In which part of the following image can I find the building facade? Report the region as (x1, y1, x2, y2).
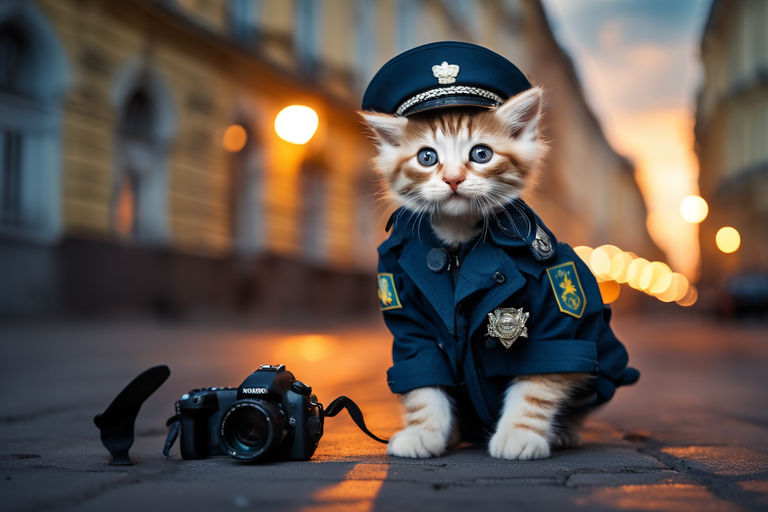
(0, 0, 656, 318)
(696, 0, 768, 290)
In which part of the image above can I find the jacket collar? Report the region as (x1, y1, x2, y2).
(385, 202, 548, 334)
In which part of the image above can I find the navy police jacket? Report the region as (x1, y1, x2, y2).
(377, 200, 639, 431)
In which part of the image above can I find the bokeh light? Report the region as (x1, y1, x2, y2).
(575, 244, 692, 306)
(573, 245, 594, 265)
(598, 280, 621, 304)
(676, 284, 699, 307)
(715, 226, 741, 254)
(626, 258, 650, 289)
(610, 251, 633, 283)
(591, 245, 620, 280)
(222, 124, 248, 152)
(274, 105, 319, 144)
(680, 195, 709, 223)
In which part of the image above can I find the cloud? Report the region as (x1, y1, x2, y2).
(544, 0, 710, 51)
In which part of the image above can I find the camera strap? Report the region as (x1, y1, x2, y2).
(323, 396, 388, 444)
(163, 415, 181, 458)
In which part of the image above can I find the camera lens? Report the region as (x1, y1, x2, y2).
(219, 400, 284, 461)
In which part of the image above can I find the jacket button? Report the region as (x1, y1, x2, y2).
(493, 271, 506, 283)
(426, 248, 449, 272)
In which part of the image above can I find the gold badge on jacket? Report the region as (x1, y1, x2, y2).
(487, 307, 529, 349)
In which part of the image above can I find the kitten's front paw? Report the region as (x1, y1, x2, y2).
(488, 426, 551, 460)
(387, 426, 446, 458)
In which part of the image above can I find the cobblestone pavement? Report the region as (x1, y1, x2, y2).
(1, 313, 766, 511)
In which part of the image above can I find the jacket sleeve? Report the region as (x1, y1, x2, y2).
(568, 255, 639, 405)
(378, 257, 456, 394)
(576, 304, 640, 405)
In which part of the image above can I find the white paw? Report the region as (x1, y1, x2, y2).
(387, 426, 446, 458)
(488, 426, 551, 460)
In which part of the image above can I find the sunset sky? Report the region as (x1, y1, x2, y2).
(541, 0, 713, 279)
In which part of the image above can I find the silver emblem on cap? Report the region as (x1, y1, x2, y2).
(432, 61, 460, 84)
(487, 307, 529, 349)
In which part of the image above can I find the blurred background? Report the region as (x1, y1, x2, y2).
(0, 0, 765, 322)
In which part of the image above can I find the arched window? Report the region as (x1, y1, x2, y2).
(111, 62, 175, 243)
(227, 118, 265, 254)
(0, 23, 27, 94)
(0, 3, 67, 240)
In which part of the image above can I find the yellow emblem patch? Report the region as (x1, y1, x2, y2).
(546, 262, 587, 318)
(377, 273, 402, 311)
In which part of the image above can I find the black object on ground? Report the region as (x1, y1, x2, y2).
(93, 365, 171, 465)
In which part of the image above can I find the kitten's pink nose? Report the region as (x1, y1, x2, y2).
(444, 177, 464, 192)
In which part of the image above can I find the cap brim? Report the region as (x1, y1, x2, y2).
(403, 95, 499, 116)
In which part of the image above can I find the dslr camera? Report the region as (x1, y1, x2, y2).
(175, 365, 323, 462)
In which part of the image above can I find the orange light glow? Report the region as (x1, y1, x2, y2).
(656, 272, 690, 302)
(305, 463, 388, 512)
(598, 280, 621, 304)
(680, 195, 708, 223)
(275, 105, 319, 144)
(114, 175, 135, 237)
(715, 226, 741, 254)
(222, 124, 248, 152)
(282, 334, 334, 362)
(676, 284, 698, 307)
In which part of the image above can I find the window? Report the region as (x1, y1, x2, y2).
(295, 0, 320, 70)
(228, 118, 265, 254)
(0, 4, 67, 241)
(111, 64, 175, 243)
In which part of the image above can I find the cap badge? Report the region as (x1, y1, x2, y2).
(432, 61, 460, 84)
(487, 307, 529, 349)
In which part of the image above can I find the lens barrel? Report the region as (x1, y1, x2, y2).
(219, 399, 284, 461)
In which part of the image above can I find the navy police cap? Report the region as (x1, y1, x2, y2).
(362, 41, 531, 116)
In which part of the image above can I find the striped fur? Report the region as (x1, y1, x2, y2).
(361, 87, 547, 246)
(364, 87, 591, 460)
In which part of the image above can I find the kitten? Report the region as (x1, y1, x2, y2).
(362, 87, 592, 460)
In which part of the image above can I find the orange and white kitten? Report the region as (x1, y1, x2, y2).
(362, 87, 590, 460)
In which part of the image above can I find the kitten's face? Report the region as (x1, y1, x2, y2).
(362, 87, 545, 217)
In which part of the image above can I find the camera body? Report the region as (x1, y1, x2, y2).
(176, 365, 323, 462)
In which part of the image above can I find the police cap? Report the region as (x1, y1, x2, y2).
(362, 41, 531, 116)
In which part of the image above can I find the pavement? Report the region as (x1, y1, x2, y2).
(1, 312, 767, 511)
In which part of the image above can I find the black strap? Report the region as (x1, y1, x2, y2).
(324, 396, 388, 444)
(163, 417, 180, 458)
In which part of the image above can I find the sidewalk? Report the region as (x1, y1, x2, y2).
(1, 314, 766, 511)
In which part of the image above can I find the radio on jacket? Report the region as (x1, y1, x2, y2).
(175, 365, 323, 462)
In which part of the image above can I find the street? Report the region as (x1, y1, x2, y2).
(1, 312, 767, 511)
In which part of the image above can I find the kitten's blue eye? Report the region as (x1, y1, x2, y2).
(417, 148, 438, 167)
(470, 145, 493, 163)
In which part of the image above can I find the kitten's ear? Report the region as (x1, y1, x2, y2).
(359, 111, 408, 146)
(493, 87, 543, 141)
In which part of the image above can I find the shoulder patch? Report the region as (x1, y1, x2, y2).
(546, 261, 587, 318)
(377, 273, 402, 311)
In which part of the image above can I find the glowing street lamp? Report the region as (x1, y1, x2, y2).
(716, 226, 741, 253)
(222, 124, 248, 152)
(680, 195, 709, 223)
(274, 105, 319, 145)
